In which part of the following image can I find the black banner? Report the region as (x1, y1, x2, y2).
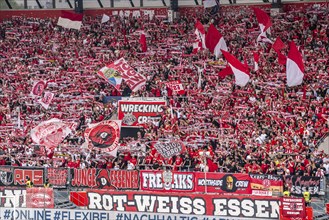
(284, 175, 321, 197)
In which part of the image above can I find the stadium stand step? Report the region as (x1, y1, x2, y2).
(55, 201, 78, 209)
(54, 190, 78, 209)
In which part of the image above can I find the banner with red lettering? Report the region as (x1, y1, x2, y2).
(84, 120, 121, 156)
(26, 187, 54, 208)
(165, 80, 185, 95)
(30, 80, 46, 97)
(112, 58, 146, 92)
(30, 118, 74, 149)
(250, 174, 283, 194)
(281, 197, 305, 218)
(47, 168, 68, 188)
(118, 99, 166, 127)
(194, 172, 252, 194)
(81, 190, 281, 219)
(69, 169, 139, 190)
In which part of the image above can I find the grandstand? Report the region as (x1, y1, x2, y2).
(0, 0, 329, 219)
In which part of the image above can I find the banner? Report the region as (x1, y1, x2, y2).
(140, 170, 195, 192)
(0, 207, 281, 220)
(113, 58, 146, 92)
(30, 118, 74, 149)
(30, 80, 46, 97)
(85, 190, 280, 219)
(0, 188, 26, 208)
(152, 141, 186, 159)
(47, 168, 68, 188)
(84, 120, 121, 156)
(281, 197, 305, 218)
(165, 81, 185, 95)
(70, 169, 139, 190)
(26, 188, 54, 208)
(38, 91, 54, 109)
(118, 99, 166, 127)
(250, 174, 283, 193)
(284, 175, 321, 197)
(13, 168, 45, 187)
(194, 173, 251, 194)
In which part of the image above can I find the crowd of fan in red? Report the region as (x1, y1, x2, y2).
(0, 4, 328, 178)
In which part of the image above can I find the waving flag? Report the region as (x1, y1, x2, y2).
(31, 80, 46, 97)
(203, 0, 218, 8)
(38, 91, 54, 109)
(218, 66, 233, 78)
(57, 11, 83, 30)
(286, 41, 304, 87)
(221, 50, 250, 87)
(252, 8, 272, 43)
(140, 32, 147, 52)
(195, 20, 206, 49)
(253, 52, 259, 71)
(206, 24, 228, 58)
(98, 65, 123, 90)
(31, 118, 74, 149)
(252, 7, 272, 32)
(272, 37, 285, 52)
(84, 120, 122, 156)
(101, 14, 110, 24)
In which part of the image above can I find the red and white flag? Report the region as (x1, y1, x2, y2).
(113, 58, 146, 92)
(139, 32, 147, 52)
(31, 118, 74, 149)
(221, 50, 250, 87)
(252, 7, 272, 33)
(30, 80, 46, 97)
(195, 20, 206, 49)
(253, 51, 260, 71)
(252, 8, 273, 43)
(84, 120, 122, 156)
(57, 11, 83, 30)
(218, 66, 233, 78)
(286, 41, 304, 87)
(38, 91, 54, 109)
(205, 24, 227, 58)
(203, 0, 218, 8)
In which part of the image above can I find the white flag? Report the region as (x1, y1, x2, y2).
(101, 14, 110, 24)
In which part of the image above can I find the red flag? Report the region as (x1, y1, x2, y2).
(272, 37, 285, 52)
(140, 33, 147, 52)
(278, 52, 287, 65)
(195, 20, 206, 49)
(218, 66, 233, 78)
(221, 50, 250, 87)
(252, 7, 272, 32)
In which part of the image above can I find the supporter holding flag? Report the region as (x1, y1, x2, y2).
(221, 50, 250, 87)
(205, 24, 228, 58)
(286, 41, 304, 87)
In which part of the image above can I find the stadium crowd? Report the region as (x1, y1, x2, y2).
(0, 3, 328, 179)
